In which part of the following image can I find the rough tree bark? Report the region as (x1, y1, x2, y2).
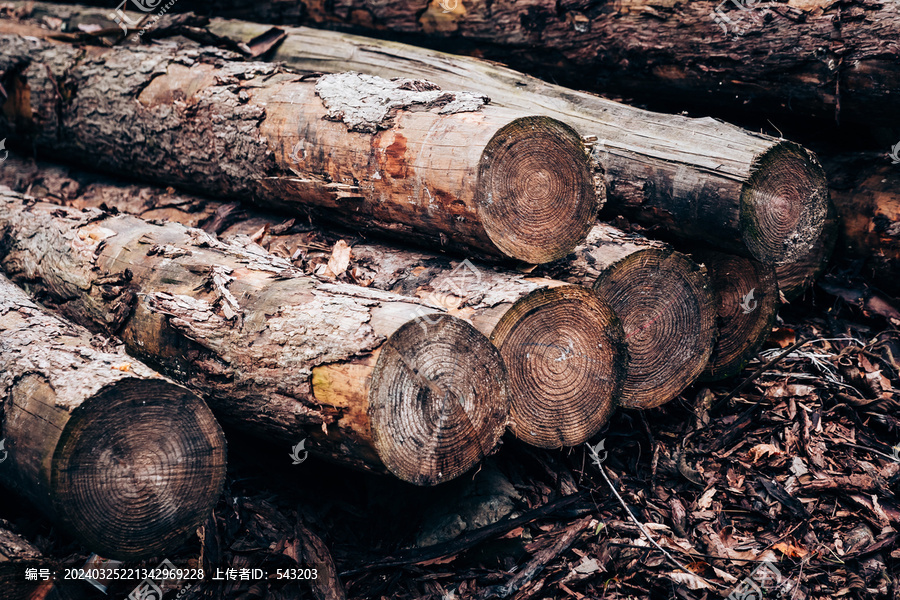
(1, 6, 831, 265)
(0, 274, 227, 559)
(0, 188, 510, 485)
(0, 156, 625, 449)
(0, 30, 600, 265)
(0, 525, 44, 598)
(695, 251, 778, 380)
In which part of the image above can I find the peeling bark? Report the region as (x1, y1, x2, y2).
(0, 273, 226, 559)
(0, 29, 600, 264)
(0, 187, 509, 485)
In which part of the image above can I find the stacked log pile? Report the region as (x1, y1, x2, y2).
(1, 0, 887, 574)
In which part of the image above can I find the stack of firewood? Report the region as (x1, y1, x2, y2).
(2, 0, 893, 565)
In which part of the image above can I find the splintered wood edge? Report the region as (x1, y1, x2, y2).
(775, 200, 838, 302)
(476, 116, 601, 264)
(742, 141, 829, 265)
(490, 285, 627, 449)
(595, 248, 717, 410)
(51, 379, 227, 559)
(698, 252, 779, 381)
(367, 316, 510, 486)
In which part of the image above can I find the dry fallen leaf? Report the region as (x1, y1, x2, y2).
(772, 540, 808, 558)
(111, 363, 131, 372)
(323, 240, 351, 279)
(749, 443, 784, 463)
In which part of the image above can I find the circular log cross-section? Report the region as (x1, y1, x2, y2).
(742, 142, 830, 265)
(50, 379, 225, 557)
(369, 317, 509, 485)
(593, 249, 716, 409)
(0, 275, 226, 559)
(697, 252, 778, 380)
(535, 225, 716, 410)
(477, 117, 599, 264)
(490, 286, 627, 448)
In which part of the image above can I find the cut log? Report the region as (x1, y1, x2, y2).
(0, 30, 600, 265)
(0, 273, 227, 559)
(0, 187, 510, 485)
(536, 224, 717, 409)
(0, 155, 624, 449)
(695, 251, 778, 380)
(7, 4, 832, 265)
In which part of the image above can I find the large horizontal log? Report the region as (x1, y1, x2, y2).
(0, 187, 510, 485)
(0, 155, 625, 448)
(1, 5, 830, 265)
(0, 273, 226, 559)
(0, 29, 600, 265)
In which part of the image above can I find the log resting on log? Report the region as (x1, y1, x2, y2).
(18, 4, 831, 266)
(0, 274, 227, 559)
(0, 155, 624, 449)
(0, 30, 600, 264)
(695, 251, 778, 381)
(0, 7, 830, 265)
(536, 224, 717, 409)
(0, 188, 510, 485)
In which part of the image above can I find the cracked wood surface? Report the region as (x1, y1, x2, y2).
(0, 27, 600, 264)
(0, 273, 226, 559)
(0, 187, 510, 485)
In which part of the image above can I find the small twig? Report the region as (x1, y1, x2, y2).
(585, 444, 725, 590)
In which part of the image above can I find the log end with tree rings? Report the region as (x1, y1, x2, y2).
(367, 316, 510, 486)
(488, 285, 627, 449)
(594, 248, 717, 410)
(741, 141, 829, 265)
(476, 117, 601, 265)
(43, 378, 226, 559)
(697, 251, 778, 381)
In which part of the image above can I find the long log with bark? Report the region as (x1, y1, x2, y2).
(1, 6, 830, 265)
(0, 155, 625, 448)
(134, 0, 900, 127)
(0, 30, 600, 265)
(0, 187, 509, 485)
(0, 273, 227, 559)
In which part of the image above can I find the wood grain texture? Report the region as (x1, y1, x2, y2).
(0, 187, 510, 485)
(0, 274, 226, 559)
(0, 28, 600, 264)
(537, 224, 717, 409)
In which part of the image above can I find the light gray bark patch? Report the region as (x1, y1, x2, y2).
(315, 72, 489, 133)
